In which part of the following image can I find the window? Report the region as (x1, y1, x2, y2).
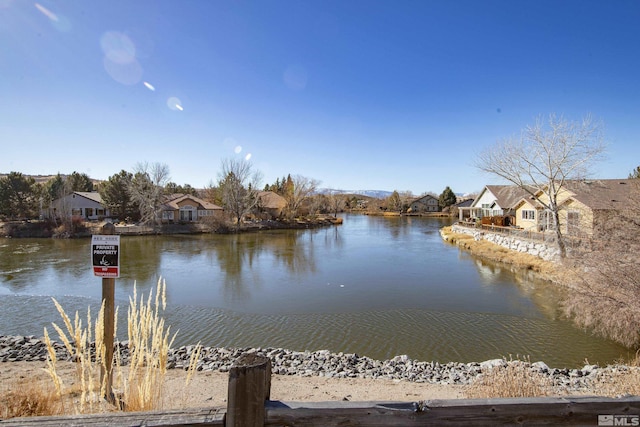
(521, 210, 535, 220)
(567, 211, 580, 235)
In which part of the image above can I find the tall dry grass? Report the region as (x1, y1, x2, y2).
(120, 278, 177, 411)
(0, 379, 63, 419)
(44, 299, 109, 414)
(39, 277, 201, 415)
(588, 352, 640, 397)
(465, 357, 553, 399)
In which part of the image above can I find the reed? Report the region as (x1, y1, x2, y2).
(41, 277, 201, 415)
(121, 278, 177, 412)
(465, 356, 553, 399)
(44, 299, 108, 413)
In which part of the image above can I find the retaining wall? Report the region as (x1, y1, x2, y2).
(450, 224, 560, 261)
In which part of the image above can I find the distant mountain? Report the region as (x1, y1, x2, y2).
(318, 189, 393, 199)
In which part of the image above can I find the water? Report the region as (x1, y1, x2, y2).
(0, 214, 630, 367)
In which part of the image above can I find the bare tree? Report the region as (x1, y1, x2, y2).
(475, 114, 606, 258)
(128, 162, 171, 225)
(327, 191, 346, 217)
(283, 175, 320, 218)
(563, 179, 640, 347)
(217, 158, 262, 228)
(385, 191, 402, 212)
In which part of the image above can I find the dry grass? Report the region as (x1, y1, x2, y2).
(43, 299, 108, 414)
(588, 352, 640, 397)
(19, 277, 203, 419)
(0, 380, 63, 419)
(118, 278, 177, 412)
(465, 357, 553, 399)
(441, 226, 561, 278)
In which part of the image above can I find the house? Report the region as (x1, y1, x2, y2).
(256, 191, 287, 219)
(408, 194, 440, 212)
(514, 179, 639, 237)
(50, 191, 110, 220)
(450, 198, 474, 219)
(459, 185, 533, 221)
(160, 194, 223, 222)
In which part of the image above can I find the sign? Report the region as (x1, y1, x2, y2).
(91, 235, 120, 278)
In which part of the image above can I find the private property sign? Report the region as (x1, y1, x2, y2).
(91, 235, 120, 278)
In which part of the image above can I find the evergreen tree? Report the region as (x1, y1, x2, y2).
(68, 171, 94, 192)
(100, 170, 137, 221)
(0, 172, 39, 219)
(438, 186, 457, 208)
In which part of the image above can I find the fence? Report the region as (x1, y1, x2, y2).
(3, 353, 640, 426)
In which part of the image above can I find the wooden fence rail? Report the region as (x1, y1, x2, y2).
(3, 353, 640, 426)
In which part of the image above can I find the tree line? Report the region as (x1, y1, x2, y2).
(0, 159, 331, 227)
(1, 157, 462, 225)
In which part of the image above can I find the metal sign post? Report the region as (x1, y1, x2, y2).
(92, 222, 118, 403)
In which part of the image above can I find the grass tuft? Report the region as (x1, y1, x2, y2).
(465, 356, 553, 399)
(37, 276, 202, 416)
(0, 380, 63, 419)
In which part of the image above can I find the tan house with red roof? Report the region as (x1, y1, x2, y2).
(160, 194, 223, 222)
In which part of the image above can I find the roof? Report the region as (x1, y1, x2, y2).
(411, 194, 438, 204)
(258, 191, 287, 209)
(72, 191, 104, 204)
(477, 185, 534, 209)
(562, 179, 638, 210)
(455, 199, 474, 208)
(161, 194, 222, 210)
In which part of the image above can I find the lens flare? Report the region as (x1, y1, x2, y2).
(167, 97, 183, 111)
(245, 153, 252, 161)
(143, 81, 155, 91)
(100, 31, 136, 64)
(234, 146, 242, 154)
(35, 3, 58, 22)
(103, 57, 143, 86)
(35, 3, 71, 32)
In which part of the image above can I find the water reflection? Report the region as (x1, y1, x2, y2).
(214, 234, 265, 301)
(0, 215, 631, 366)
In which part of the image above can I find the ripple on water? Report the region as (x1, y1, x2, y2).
(0, 295, 630, 368)
(164, 306, 629, 367)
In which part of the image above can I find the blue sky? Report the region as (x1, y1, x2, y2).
(2, 0, 639, 195)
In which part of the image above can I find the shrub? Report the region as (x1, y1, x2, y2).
(465, 357, 553, 399)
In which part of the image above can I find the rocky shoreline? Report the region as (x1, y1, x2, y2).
(0, 335, 631, 394)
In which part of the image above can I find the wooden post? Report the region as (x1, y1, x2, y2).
(100, 222, 116, 403)
(226, 353, 272, 427)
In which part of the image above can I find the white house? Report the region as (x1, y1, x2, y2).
(459, 185, 532, 221)
(50, 192, 110, 220)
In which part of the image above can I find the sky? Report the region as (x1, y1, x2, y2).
(1, 0, 640, 196)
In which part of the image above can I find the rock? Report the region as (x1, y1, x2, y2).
(532, 361, 549, 372)
(480, 358, 507, 370)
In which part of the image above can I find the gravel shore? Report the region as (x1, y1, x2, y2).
(1, 334, 630, 396)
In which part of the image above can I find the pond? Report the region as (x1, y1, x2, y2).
(0, 214, 630, 367)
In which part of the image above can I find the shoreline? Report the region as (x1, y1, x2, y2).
(0, 217, 341, 239)
(0, 335, 627, 395)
